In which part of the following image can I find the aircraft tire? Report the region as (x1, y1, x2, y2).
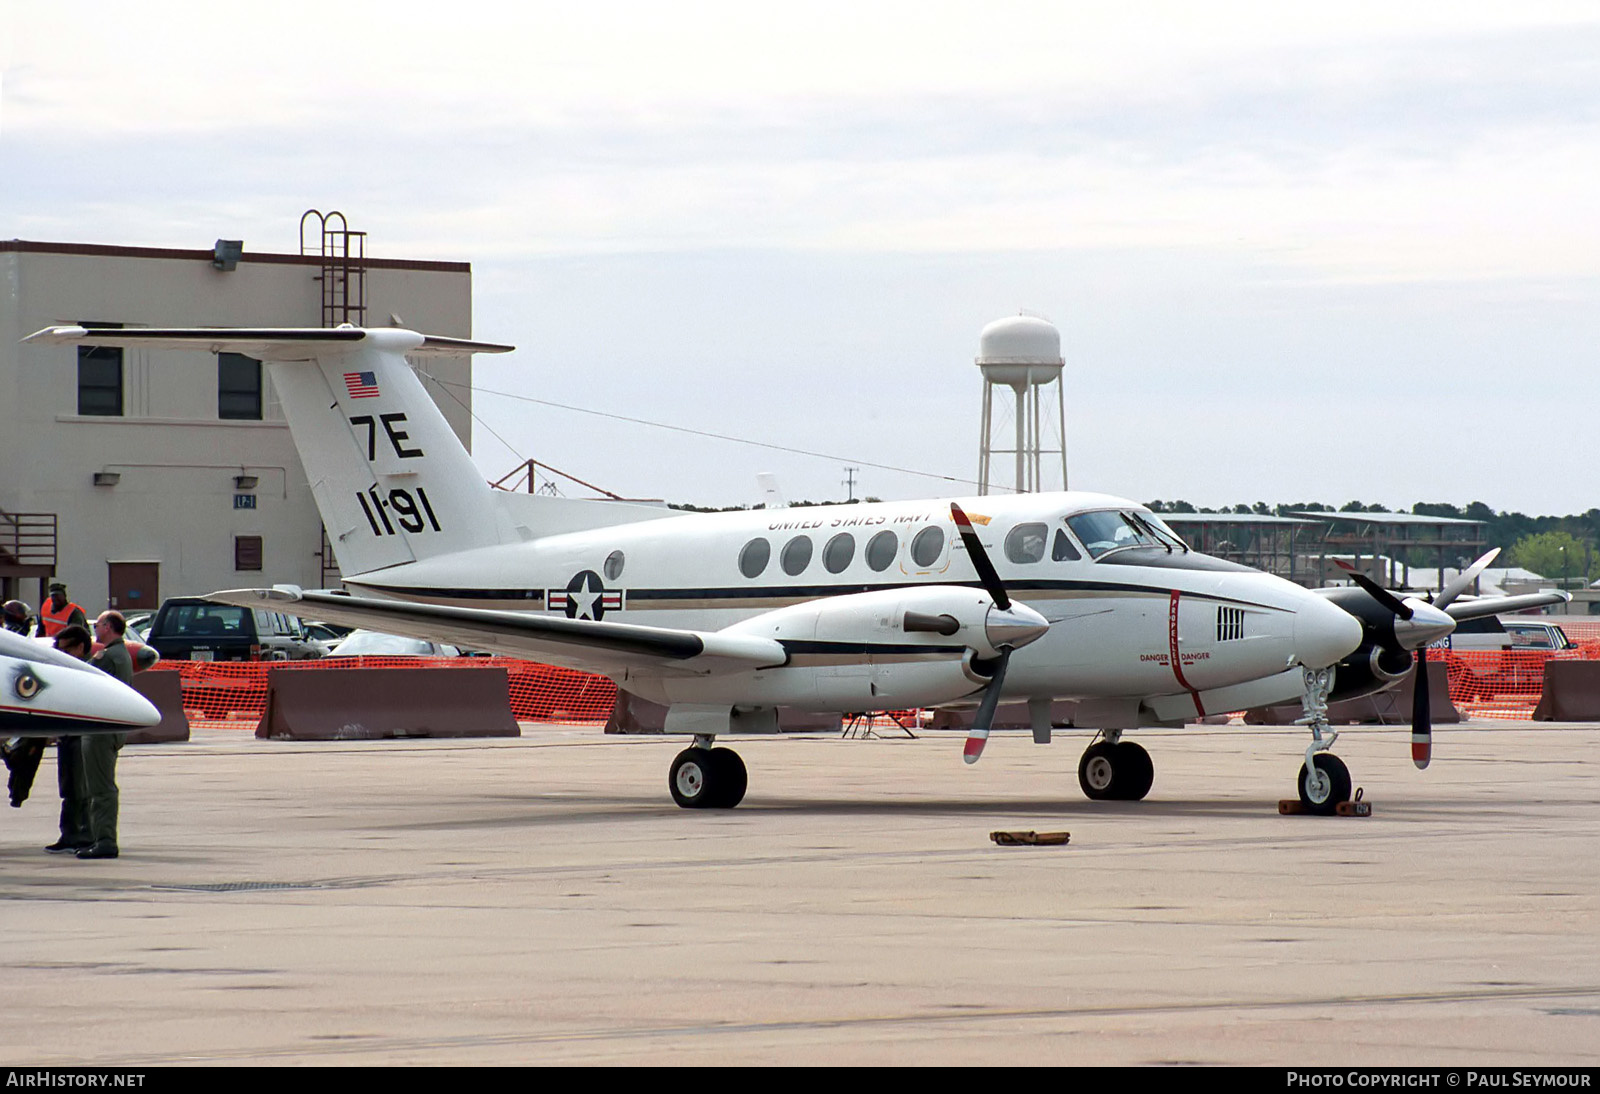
(1297, 754, 1352, 815)
(669, 747, 717, 808)
(708, 747, 748, 809)
(1077, 742, 1119, 801)
(1111, 742, 1154, 801)
(669, 747, 748, 809)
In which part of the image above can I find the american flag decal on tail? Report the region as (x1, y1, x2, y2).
(344, 371, 380, 399)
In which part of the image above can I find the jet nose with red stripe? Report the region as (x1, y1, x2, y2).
(1293, 592, 1365, 670)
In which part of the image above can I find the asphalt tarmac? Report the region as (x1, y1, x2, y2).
(2, 722, 1597, 1066)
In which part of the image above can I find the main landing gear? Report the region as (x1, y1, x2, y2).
(1295, 665, 1353, 815)
(669, 736, 748, 809)
(1077, 731, 1154, 801)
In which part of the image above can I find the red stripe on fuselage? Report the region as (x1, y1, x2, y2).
(1168, 590, 1206, 718)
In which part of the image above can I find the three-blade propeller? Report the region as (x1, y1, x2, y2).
(950, 504, 1047, 764)
(1347, 548, 1499, 770)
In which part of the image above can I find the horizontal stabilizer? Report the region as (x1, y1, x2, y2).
(207, 588, 787, 679)
(24, 325, 513, 360)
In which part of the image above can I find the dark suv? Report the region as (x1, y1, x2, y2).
(146, 597, 323, 662)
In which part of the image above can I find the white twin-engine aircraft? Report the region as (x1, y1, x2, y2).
(0, 628, 160, 736)
(26, 325, 1565, 812)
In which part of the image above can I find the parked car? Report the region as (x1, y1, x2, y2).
(145, 597, 324, 661)
(300, 621, 351, 657)
(1442, 615, 1582, 700)
(1503, 620, 1576, 652)
(323, 629, 462, 658)
(122, 610, 155, 641)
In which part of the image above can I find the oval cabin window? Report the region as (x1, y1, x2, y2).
(910, 526, 945, 568)
(781, 535, 813, 576)
(738, 538, 771, 578)
(865, 530, 898, 572)
(823, 533, 856, 574)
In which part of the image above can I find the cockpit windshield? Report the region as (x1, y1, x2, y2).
(1066, 510, 1188, 559)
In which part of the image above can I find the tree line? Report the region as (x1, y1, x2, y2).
(1144, 499, 1598, 585)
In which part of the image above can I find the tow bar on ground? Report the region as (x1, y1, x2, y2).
(990, 830, 1070, 846)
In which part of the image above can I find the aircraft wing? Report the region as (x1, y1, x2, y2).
(206, 588, 786, 678)
(1444, 591, 1571, 621)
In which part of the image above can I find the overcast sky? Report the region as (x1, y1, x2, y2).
(5, 2, 1597, 513)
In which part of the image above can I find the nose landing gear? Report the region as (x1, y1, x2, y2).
(1295, 665, 1353, 815)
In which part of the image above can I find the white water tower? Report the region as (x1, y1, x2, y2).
(976, 314, 1067, 495)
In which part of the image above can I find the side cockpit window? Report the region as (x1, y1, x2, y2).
(1004, 522, 1048, 564)
(1052, 528, 1081, 561)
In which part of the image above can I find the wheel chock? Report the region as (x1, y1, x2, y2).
(990, 830, 1070, 846)
(1278, 788, 1373, 817)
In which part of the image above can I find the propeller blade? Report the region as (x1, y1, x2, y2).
(1431, 547, 1502, 611)
(1346, 571, 1414, 620)
(1411, 645, 1432, 769)
(951, 503, 1010, 611)
(963, 649, 1011, 765)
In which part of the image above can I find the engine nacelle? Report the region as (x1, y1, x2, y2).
(1328, 642, 1416, 702)
(723, 584, 1029, 660)
(644, 586, 1039, 712)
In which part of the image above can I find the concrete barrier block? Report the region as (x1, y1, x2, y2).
(1532, 661, 1600, 721)
(255, 667, 520, 740)
(126, 671, 191, 744)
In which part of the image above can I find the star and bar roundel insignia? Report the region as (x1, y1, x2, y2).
(546, 571, 624, 621)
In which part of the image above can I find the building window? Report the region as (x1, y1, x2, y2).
(77, 345, 124, 416)
(235, 535, 263, 571)
(75, 321, 124, 416)
(218, 353, 263, 420)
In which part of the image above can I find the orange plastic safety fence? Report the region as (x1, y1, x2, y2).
(1442, 643, 1600, 720)
(149, 657, 618, 727)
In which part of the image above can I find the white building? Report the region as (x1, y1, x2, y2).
(1, 236, 478, 613)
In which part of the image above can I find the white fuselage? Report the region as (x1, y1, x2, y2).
(344, 490, 1355, 715)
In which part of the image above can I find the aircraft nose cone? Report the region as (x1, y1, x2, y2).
(85, 672, 161, 728)
(1395, 600, 1455, 650)
(985, 602, 1050, 651)
(1295, 595, 1365, 669)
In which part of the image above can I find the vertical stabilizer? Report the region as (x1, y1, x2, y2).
(266, 330, 524, 575)
(22, 325, 520, 577)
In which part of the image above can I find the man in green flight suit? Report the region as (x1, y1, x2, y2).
(78, 611, 133, 860)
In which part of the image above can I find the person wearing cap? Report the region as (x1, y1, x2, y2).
(38, 583, 88, 639)
(2, 600, 37, 636)
(40, 625, 96, 854)
(75, 611, 133, 860)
